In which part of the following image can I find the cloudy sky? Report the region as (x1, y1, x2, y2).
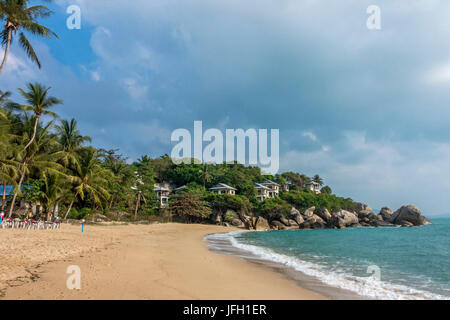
(2, 0, 450, 215)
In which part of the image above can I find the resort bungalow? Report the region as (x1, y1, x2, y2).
(209, 183, 237, 195)
(306, 181, 321, 194)
(259, 179, 280, 198)
(154, 183, 171, 208)
(281, 180, 292, 192)
(254, 183, 272, 202)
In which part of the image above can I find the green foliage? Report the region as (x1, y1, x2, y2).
(321, 185, 332, 194)
(281, 190, 355, 213)
(257, 197, 291, 220)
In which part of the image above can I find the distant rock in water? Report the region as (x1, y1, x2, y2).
(389, 205, 432, 227)
(379, 207, 393, 221)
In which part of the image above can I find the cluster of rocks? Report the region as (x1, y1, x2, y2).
(215, 203, 432, 231)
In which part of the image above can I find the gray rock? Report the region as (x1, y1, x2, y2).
(316, 207, 332, 222)
(290, 207, 304, 225)
(335, 210, 359, 226)
(379, 207, 393, 221)
(231, 218, 244, 227)
(390, 205, 429, 226)
(329, 213, 345, 229)
(279, 216, 291, 226)
(299, 214, 326, 229)
(254, 216, 270, 230)
(355, 202, 373, 218)
(303, 206, 315, 218)
(271, 220, 287, 230)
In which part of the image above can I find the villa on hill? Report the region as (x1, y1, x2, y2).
(209, 183, 237, 195)
(259, 179, 280, 197)
(306, 181, 321, 194)
(254, 183, 272, 202)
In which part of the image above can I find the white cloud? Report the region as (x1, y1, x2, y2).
(302, 131, 317, 142)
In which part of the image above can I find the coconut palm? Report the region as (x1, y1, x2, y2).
(8, 120, 63, 217)
(0, 0, 57, 74)
(55, 118, 92, 167)
(63, 148, 110, 219)
(7, 83, 62, 151)
(39, 173, 64, 220)
(312, 174, 324, 186)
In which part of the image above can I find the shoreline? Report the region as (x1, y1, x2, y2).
(1, 223, 324, 300)
(205, 230, 365, 300)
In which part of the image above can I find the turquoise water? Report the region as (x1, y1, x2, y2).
(230, 218, 450, 299)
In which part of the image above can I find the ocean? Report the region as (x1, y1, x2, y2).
(206, 218, 450, 300)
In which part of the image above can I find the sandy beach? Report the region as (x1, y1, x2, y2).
(0, 223, 324, 300)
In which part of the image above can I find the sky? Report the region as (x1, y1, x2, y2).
(1, 0, 450, 216)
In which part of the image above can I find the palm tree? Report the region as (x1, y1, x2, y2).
(0, 0, 58, 74)
(8, 120, 63, 217)
(63, 148, 110, 219)
(39, 173, 64, 220)
(312, 174, 324, 186)
(0, 89, 18, 214)
(8, 83, 62, 151)
(55, 118, 91, 167)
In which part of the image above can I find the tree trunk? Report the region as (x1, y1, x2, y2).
(64, 200, 74, 220)
(1, 182, 6, 213)
(0, 28, 12, 75)
(8, 166, 26, 217)
(23, 116, 40, 151)
(135, 191, 141, 219)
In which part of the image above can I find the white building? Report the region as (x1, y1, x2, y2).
(154, 183, 172, 208)
(259, 179, 280, 197)
(209, 183, 237, 195)
(306, 181, 321, 194)
(254, 183, 272, 202)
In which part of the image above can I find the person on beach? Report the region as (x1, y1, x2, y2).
(0, 211, 4, 224)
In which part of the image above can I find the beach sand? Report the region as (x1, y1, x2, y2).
(0, 223, 324, 300)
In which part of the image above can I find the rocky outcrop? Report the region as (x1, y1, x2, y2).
(315, 207, 332, 223)
(329, 213, 346, 229)
(231, 218, 244, 228)
(302, 206, 315, 218)
(379, 207, 393, 221)
(299, 214, 326, 229)
(254, 216, 270, 231)
(389, 205, 430, 227)
(232, 203, 430, 231)
(290, 207, 304, 225)
(335, 210, 359, 227)
(271, 220, 287, 230)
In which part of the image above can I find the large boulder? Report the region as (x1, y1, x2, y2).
(335, 210, 359, 227)
(240, 215, 254, 229)
(390, 205, 430, 226)
(254, 216, 270, 231)
(290, 207, 304, 225)
(231, 218, 245, 228)
(299, 214, 326, 229)
(379, 207, 393, 221)
(271, 220, 287, 230)
(279, 216, 291, 226)
(355, 202, 373, 219)
(315, 207, 332, 222)
(303, 206, 315, 218)
(329, 213, 346, 229)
